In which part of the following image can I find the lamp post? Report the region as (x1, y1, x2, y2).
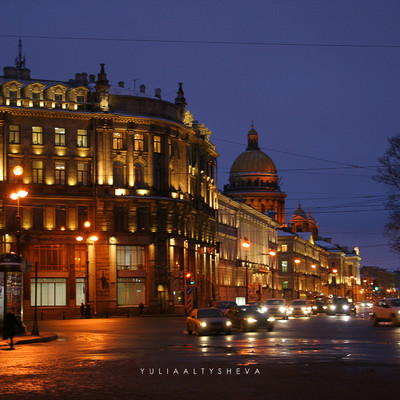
(332, 268, 338, 298)
(294, 258, 301, 299)
(242, 238, 250, 304)
(10, 166, 28, 255)
(268, 250, 277, 298)
(350, 276, 356, 302)
(76, 221, 98, 317)
(311, 264, 316, 294)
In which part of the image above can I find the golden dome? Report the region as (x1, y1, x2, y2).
(230, 149, 277, 175)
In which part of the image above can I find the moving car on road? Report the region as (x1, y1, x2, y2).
(327, 298, 356, 316)
(225, 305, 275, 332)
(264, 299, 290, 319)
(370, 298, 400, 326)
(311, 299, 328, 314)
(289, 300, 312, 317)
(214, 301, 237, 314)
(187, 308, 232, 335)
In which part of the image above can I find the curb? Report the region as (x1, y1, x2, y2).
(1, 333, 58, 347)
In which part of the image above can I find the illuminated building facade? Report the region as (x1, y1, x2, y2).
(0, 54, 218, 319)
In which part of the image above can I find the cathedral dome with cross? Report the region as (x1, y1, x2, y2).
(224, 123, 287, 225)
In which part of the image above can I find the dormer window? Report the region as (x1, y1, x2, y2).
(9, 90, 17, 106)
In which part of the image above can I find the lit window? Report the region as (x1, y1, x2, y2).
(134, 133, 144, 151)
(32, 126, 43, 145)
(135, 163, 144, 187)
(32, 160, 44, 183)
(55, 128, 66, 146)
(77, 129, 88, 147)
(77, 162, 89, 185)
(282, 281, 289, 289)
(9, 125, 20, 144)
(281, 261, 288, 273)
(55, 161, 66, 184)
(113, 132, 124, 150)
(281, 244, 288, 253)
(154, 136, 161, 153)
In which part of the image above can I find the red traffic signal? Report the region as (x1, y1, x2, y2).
(185, 272, 195, 285)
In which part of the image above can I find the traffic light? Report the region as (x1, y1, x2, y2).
(373, 279, 379, 292)
(185, 272, 195, 286)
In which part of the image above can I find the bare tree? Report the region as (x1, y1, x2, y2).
(375, 134, 400, 253)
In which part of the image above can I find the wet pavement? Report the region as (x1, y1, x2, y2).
(1, 312, 400, 399)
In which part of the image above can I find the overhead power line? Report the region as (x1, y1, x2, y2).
(2, 34, 400, 49)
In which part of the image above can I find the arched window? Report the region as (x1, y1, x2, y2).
(135, 163, 144, 187)
(113, 161, 124, 187)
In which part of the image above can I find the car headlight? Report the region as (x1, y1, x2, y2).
(323, 306, 328, 309)
(200, 322, 207, 327)
(343, 305, 349, 310)
(330, 305, 336, 310)
(226, 321, 232, 327)
(279, 307, 286, 313)
(397, 310, 400, 315)
(312, 306, 317, 309)
(246, 317, 258, 323)
(267, 317, 275, 322)
(259, 307, 267, 313)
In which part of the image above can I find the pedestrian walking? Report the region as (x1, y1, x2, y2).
(85, 303, 91, 318)
(139, 302, 144, 315)
(2, 312, 22, 350)
(80, 302, 85, 318)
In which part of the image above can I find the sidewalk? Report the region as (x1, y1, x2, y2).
(1, 332, 58, 347)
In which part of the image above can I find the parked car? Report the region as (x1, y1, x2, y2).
(186, 308, 232, 335)
(370, 298, 400, 326)
(311, 299, 329, 314)
(327, 298, 356, 316)
(264, 299, 290, 319)
(225, 305, 275, 332)
(289, 300, 312, 317)
(214, 301, 237, 314)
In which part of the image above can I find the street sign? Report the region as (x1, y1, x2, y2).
(186, 287, 193, 314)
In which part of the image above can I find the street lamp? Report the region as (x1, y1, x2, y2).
(242, 238, 250, 304)
(76, 221, 98, 317)
(294, 258, 301, 299)
(311, 264, 317, 294)
(332, 268, 338, 297)
(10, 165, 28, 255)
(268, 250, 277, 298)
(350, 276, 356, 302)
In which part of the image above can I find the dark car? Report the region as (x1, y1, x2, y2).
(311, 299, 329, 315)
(327, 298, 356, 316)
(186, 308, 232, 335)
(215, 301, 237, 314)
(225, 305, 275, 332)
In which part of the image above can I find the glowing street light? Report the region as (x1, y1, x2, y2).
(241, 238, 250, 303)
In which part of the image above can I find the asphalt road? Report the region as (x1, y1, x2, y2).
(2, 310, 400, 399)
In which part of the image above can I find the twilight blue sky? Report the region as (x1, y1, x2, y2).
(2, 1, 400, 268)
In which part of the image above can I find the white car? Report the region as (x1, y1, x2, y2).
(289, 300, 312, 317)
(187, 308, 232, 335)
(264, 299, 290, 319)
(370, 298, 400, 326)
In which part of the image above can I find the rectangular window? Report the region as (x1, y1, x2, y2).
(154, 135, 161, 153)
(32, 126, 43, 145)
(25, 244, 68, 271)
(74, 244, 87, 271)
(9, 90, 17, 106)
(55, 161, 66, 184)
(31, 278, 67, 306)
(281, 260, 288, 273)
(77, 129, 88, 147)
(9, 125, 20, 144)
(116, 245, 145, 271)
(77, 162, 89, 185)
(113, 132, 124, 150)
(32, 205, 44, 230)
(32, 160, 44, 183)
(77, 95, 84, 103)
(55, 206, 66, 229)
(76, 277, 86, 305)
(134, 133, 144, 151)
(77, 206, 88, 230)
(114, 206, 128, 232)
(280, 244, 288, 253)
(282, 281, 289, 290)
(117, 277, 145, 306)
(55, 128, 66, 146)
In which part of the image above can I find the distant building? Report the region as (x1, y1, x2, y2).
(223, 124, 287, 225)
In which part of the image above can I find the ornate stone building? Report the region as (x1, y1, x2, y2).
(224, 124, 287, 225)
(0, 51, 218, 320)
